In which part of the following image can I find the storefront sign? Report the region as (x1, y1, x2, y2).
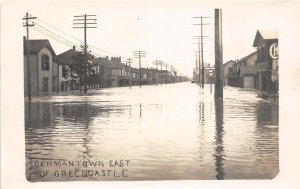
(269, 43, 278, 60)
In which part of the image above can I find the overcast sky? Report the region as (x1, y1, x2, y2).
(21, 1, 280, 77)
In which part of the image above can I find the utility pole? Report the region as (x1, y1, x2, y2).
(194, 16, 210, 88)
(215, 9, 223, 99)
(153, 60, 161, 85)
(165, 63, 168, 84)
(127, 58, 133, 89)
(73, 14, 97, 94)
(193, 51, 199, 83)
(193, 38, 202, 85)
(23, 12, 36, 101)
(133, 50, 146, 87)
(160, 60, 163, 85)
(170, 65, 174, 83)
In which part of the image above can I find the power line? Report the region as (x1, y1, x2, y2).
(34, 16, 143, 71)
(36, 17, 131, 60)
(36, 18, 83, 43)
(32, 27, 80, 49)
(35, 16, 142, 63)
(34, 23, 81, 48)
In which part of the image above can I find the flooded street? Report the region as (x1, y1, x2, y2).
(25, 82, 278, 181)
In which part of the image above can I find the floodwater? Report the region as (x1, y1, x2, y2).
(25, 82, 279, 181)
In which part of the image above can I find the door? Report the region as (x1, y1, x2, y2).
(42, 77, 49, 92)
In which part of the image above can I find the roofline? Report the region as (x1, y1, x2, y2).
(237, 51, 257, 63)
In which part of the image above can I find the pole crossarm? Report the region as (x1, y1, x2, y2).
(73, 14, 97, 93)
(74, 15, 96, 17)
(193, 16, 210, 88)
(133, 50, 146, 87)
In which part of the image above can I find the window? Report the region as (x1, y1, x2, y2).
(41, 55, 49, 70)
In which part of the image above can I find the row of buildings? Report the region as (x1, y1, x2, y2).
(223, 29, 278, 96)
(192, 29, 278, 97)
(24, 38, 188, 96)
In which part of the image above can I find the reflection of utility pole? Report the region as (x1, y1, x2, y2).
(214, 9, 223, 99)
(214, 98, 224, 179)
(194, 16, 210, 88)
(73, 14, 97, 93)
(23, 12, 37, 101)
(133, 50, 146, 88)
(127, 58, 133, 89)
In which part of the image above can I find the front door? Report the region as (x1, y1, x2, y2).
(42, 77, 49, 92)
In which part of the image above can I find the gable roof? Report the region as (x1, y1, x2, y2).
(238, 51, 257, 63)
(223, 60, 235, 66)
(24, 38, 55, 55)
(94, 57, 120, 69)
(56, 49, 78, 65)
(253, 29, 278, 47)
(111, 61, 124, 69)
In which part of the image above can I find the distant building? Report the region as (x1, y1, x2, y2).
(223, 60, 236, 86)
(253, 29, 278, 95)
(228, 51, 257, 89)
(24, 38, 58, 96)
(111, 57, 129, 87)
(94, 57, 119, 88)
(204, 66, 215, 84)
(55, 48, 80, 91)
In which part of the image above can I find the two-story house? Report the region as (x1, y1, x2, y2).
(253, 29, 278, 95)
(24, 38, 58, 96)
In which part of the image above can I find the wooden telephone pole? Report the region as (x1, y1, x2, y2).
(214, 9, 223, 99)
(153, 60, 161, 85)
(23, 12, 36, 101)
(194, 16, 210, 88)
(133, 50, 146, 87)
(73, 14, 97, 93)
(126, 58, 133, 89)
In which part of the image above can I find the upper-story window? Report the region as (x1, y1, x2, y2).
(41, 55, 50, 71)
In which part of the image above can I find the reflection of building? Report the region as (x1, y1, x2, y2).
(253, 29, 278, 95)
(257, 102, 279, 125)
(24, 38, 59, 96)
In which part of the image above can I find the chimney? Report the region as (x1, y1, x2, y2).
(73, 46, 76, 50)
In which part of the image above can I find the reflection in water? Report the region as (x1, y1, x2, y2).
(139, 104, 142, 118)
(257, 102, 279, 125)
(214, 98, 225, 180)
(199, 100, 205, 127)
(25, 83, 279, 181)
